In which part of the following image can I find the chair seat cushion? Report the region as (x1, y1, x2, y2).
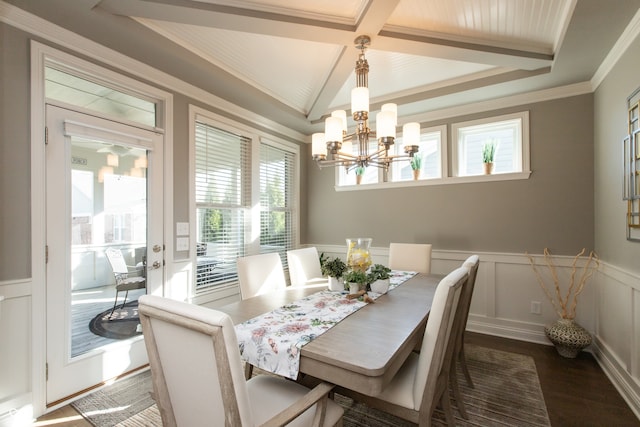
(375, 352, 419, 410)
(247, 375, 343, 427)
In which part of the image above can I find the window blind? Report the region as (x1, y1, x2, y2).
(260, 142, 296, 269)
(194, 121, 250, 291)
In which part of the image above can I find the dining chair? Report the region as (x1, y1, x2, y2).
(138, 295, 344, 427)
(104, 247, 146, 319)
(236, 252, 287, 378)
(388, 243, 433, 274)
(287, 247, 325, 287)
(448, 255, 480, 419)
(237, 252, 287, 299)
(334, 267, 468, 427)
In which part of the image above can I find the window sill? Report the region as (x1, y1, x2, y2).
(335, 171, 531, 191)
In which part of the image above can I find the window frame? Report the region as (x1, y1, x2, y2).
(336, 125, 447, 188)
(452, 111, 530, 178)
(189, 106, 300, 296)
(334, 112, 530, 192)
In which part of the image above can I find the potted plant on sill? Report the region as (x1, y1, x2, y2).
(410, 155, 422, 180)
(320, 255, 348, 292)
(525, 248, 600, 358)
(368, 264, 391, 293)
(343, 269, 368, 294)
(355, 165, 365, 185)
(482, 141, 496, 175)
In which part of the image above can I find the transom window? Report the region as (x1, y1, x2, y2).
(453, 111, 529, 177)
(337, 126, 445, 186)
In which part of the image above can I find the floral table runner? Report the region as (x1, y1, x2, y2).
(234, 270, 417, 379)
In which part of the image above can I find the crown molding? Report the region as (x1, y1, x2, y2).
(592, 7, 640, 90)
(403, 81, 594, 125)
(0, 0, 306, 142)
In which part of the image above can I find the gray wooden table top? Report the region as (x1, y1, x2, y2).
(220, 274, 441, 395)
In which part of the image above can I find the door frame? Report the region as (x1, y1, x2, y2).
(30, 42, 174, 414)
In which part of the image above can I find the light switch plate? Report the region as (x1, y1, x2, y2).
(176, 222, 189, 236)
(176, 237, 189, 251)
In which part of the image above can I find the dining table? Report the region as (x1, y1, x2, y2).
(219, 273, 442, 396)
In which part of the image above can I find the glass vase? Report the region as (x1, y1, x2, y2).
(346, 238, 372, 272)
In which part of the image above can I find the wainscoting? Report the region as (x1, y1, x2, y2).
(309, 245, 640, 419)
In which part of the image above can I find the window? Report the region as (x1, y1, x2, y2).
(260, 141, 297, 267)
(392, 126, 446, 182)
(453, 111, 529, 177)
(192, 109, 299, 294)
(194, 121, 251, 291)
(45, 66, 157, 128)
(337, 126, 445, 186)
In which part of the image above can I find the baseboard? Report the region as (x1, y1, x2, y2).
(592, 337, 640, 420)
(466, 316, 551, 346)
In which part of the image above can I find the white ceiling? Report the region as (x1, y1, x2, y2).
(11, 0, 637, 135)
(96, 0, 575, 123)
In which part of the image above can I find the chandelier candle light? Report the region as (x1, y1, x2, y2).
(312, 35, 420, 182)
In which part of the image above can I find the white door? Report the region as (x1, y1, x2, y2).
(45, 105, 164, 405)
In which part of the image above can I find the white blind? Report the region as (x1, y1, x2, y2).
(260, 142, 296, 269)
(195, 121, 250, 291)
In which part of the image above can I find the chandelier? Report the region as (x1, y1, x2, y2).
(312, 35, 420, 179)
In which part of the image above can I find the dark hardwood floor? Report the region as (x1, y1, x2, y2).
(466, 332, 639, 427)
(36, 332, 639, 426)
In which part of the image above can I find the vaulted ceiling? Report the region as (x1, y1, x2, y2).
(6, 0, 640, 135)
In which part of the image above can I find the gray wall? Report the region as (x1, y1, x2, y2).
(0, 20, 304, 281)
(594, 34, 640, 275)
(0, 23, 31, 280)
(306, 95, 595, 255)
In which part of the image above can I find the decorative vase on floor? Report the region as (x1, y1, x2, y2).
(544, 318, 592, 358)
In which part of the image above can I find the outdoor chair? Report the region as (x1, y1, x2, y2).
(105, 247, 146, 319)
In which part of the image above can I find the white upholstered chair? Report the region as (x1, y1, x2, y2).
(335, 267, 468, 427)
(388, 243, 433, 274)
(448, 255, 480, 419)
(236, 252, 287, 377)
(287, 247, 325, 287)
(237, 253, 287, 299)
(138, 295, 344, 427)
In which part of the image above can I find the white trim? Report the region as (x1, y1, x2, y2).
(402, 82, 593, 126)
(592, 7, 640, 90)
(335, 171, 532, 191)
(30, 41, 174, 417)
(188, 105, 302, 299)
(0, 0, 305, 142)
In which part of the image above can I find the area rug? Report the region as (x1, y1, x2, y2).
(88, 301, 142, 340)
(72, 344, 550, 426)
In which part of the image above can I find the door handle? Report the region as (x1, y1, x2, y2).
(150, 261, 162, 270)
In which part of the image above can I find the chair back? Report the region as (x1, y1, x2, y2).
(105, 247, 129, 276)
(413, 267, 467, 408)
(138, 295, 254, 427)
(237, 252, 287, 299)
(458, 255, 480, 335)
(287, 247, 323, 286)
(388, 243, 432, 274)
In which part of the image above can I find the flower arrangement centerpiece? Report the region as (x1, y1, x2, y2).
(346, 238, 372, 272)
(526, 248, 600, 358)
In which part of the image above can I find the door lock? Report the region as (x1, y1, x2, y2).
(153, 245, 162, 253)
